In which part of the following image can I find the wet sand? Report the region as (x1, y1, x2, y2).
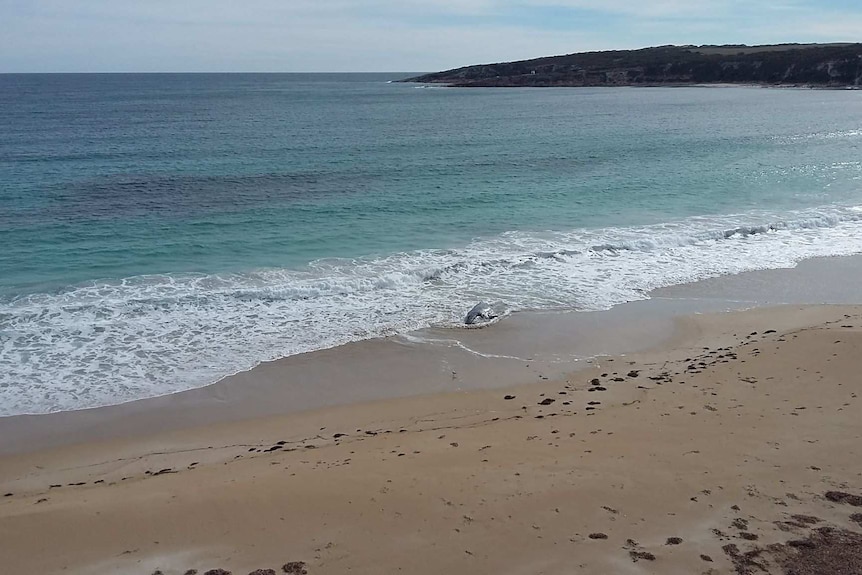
(7, 254, 862, 457)
(0, 295, 732, 456)
(1, 303, 862, 574)
(2, 257, 862, 574)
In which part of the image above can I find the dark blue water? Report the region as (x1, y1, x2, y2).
(1, 74, 861, 414)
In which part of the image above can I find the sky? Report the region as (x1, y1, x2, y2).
(0, 0, 859, 73)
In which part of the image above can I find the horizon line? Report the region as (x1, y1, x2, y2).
(0, 71, 423, 75)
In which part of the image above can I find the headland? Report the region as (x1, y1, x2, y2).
(404, 43, 862, 88)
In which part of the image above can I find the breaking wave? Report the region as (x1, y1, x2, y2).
(2, 204, 862, 415)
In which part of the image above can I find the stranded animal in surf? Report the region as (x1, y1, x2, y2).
(465, 301, 497, 325)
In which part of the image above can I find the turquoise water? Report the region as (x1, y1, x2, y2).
(1, 74, 861, 414)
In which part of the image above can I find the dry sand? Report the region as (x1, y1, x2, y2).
(1, 304, 861, 575)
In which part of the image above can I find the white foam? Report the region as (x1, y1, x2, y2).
(784, 129, 862, 142)
(2, 203, 862, 415)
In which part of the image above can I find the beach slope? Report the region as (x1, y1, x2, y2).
(1, 305, 861, 574)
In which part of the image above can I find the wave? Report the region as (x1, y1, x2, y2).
(783, 129, 862, 142)
(2, 203, 862, 415)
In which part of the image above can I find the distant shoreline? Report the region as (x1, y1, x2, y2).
(403, 80, 861, 90)
(404, 43, 862, 89)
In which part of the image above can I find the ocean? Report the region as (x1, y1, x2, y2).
(1, 73, 861, 416)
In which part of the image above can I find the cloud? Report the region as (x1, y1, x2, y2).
(534, 0, 742, 18)
(0, 0, 857, 72)
(802, 15, 862, 39)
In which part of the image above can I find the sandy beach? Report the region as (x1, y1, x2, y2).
(1, 294, 861, 574)
(4, 34, 862, 575)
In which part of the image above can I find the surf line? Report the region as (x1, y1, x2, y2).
(398, 333, 531, 361)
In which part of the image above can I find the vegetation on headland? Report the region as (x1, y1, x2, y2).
(403, 43, 862, 87)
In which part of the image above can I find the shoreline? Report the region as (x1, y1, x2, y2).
(6, 198, 862, 420)
(403, 80, 860, 90)
(3, 253, 862, 456)
(1, 302, 860, 573)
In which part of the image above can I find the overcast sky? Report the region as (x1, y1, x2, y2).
(0, 0, 859, 72)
